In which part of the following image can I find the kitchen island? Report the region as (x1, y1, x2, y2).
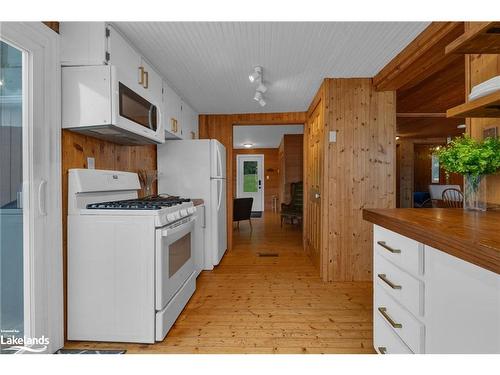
(363, 208, 500, 354)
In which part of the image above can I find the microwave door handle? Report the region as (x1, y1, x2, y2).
(148, 105, 154, 130)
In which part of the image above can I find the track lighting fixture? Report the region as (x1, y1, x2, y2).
(249, 66, 267, 107)
(256, 82, 267, 93)
(249, 66, 262, 83)
(254, 91, 263, 102)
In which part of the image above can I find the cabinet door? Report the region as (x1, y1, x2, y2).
(163, 82, 181, 139)
(183, 103, 198, 139)
(60, 22, 107, 66)
(180, 100, 189, 139)
(140, 58, 162, 105)
(107, 25, 142, 89)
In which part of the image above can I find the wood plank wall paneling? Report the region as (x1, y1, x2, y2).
(61, 129, 157, 338)
(279, 134, 304, 206)
(326, 78, 396, 281)
(232, 148, 280, 211)
(198, 112, 307, 251)
(465, 22, 500, 206)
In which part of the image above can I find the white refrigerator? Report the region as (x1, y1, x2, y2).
(157, 139, 227, 269)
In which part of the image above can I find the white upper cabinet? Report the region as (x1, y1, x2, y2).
(61, 22, 197, 142)
(181, 101, 199, 140)
(140, 58, 163, 107)
(60, 22, 108, 66)
(107, 25, 141, 89)
(163, 82, 182, 139)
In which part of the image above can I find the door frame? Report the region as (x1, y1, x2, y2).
(236, 154, 264, 212)
(0, 22, 63, 353)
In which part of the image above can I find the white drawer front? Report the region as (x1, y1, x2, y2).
(375, 253, 424, 317)
(375, 285, 425, 353)
(374, 225, 424, 276)
(374, 311, 413, 354)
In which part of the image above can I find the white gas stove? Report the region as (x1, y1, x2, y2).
(67, 169, 197, 343)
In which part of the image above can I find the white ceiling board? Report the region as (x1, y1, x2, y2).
(233, 125, 304, 149)
(114, 22, 429, 114)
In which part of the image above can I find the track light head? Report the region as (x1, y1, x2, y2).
(249, 66, 262, 83)
(256, 82, 267, 93)
(254, 91, 263, 102)
(258, 98, 266, 107)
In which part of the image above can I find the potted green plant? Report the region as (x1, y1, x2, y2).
(436, 136, 500, 211)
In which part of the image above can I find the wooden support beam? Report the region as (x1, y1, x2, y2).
(373, 22, 464, 91)
(397, 113, 446, 118)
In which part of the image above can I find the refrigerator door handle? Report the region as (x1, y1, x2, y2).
(216, 144, 222, 178)
(217, 179, 223, 211)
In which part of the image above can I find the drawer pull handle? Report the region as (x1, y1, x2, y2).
(378, 307, 402, 329)
(377, 274, 402, 289)
(377, 241, 401, 254)
(378, 346, 387, 354)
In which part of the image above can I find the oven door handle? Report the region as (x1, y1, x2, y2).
(161, 217, 195, 238)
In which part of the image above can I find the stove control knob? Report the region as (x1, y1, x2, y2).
(167, 213, 176, 222)
(180, 209, 188, 217)
(187, 207, 196, 214)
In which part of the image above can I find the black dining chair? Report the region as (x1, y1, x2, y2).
(233, 197, 254, 230)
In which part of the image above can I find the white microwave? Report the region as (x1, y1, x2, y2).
(62, 65, 164, 145)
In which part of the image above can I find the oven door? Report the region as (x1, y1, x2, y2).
(155, 217, 195, 311)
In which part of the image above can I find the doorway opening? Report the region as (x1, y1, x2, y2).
(232, 124, 304, 245)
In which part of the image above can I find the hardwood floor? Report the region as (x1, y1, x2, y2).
(64, 212, 374, 354)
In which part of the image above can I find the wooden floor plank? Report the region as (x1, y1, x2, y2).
(64, 212, 374, 354)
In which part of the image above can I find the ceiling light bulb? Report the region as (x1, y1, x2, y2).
(0, 80, 3, 86)
(249, 66, 262, 83)
(258, 98, 266, 107)
(243, 143, 253, 148)
(395, 136, 400, 140)
(254, 91, 263, 102)
(256, 82, 267, 93)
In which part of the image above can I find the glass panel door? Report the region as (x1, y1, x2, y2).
(0, 40, 25, 341)
(243, 161, 258, 192)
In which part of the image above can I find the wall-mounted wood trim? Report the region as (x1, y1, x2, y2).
(373, 22, 464, 91)
(397, 113, 446, 118)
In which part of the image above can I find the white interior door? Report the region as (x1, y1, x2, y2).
(0, 22, 62, 354)
(236, 154, 264, 212)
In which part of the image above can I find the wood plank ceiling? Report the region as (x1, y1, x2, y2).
(114, 22, 429, 114)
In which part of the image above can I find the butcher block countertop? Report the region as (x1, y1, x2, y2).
(363, 208, 500, 275)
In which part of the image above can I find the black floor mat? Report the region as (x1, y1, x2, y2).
(251, 211, 262, 218)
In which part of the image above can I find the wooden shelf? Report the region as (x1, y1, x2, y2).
(447, 90, 500, 118)
(446, 22, 500, 54)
